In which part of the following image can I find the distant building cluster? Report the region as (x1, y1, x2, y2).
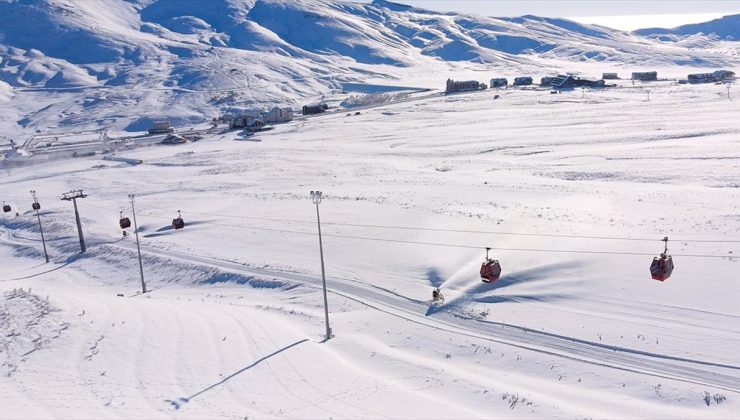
(144, 64, 736, 143)
(229, 106, 294, 131)
(687, 70, 735, 84)
(444, 67, 735, 94)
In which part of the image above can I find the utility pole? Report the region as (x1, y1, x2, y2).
(310, 190, 332, 340)
(129, 194, 146, 294)
(646, 89, 651, 101)
(30, 190, 49, 263)
(61, 190, 87, 253)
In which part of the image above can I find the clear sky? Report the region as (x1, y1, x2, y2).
(353, 0, 740, 30)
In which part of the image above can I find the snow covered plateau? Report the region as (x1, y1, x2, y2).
(1, 0, 739, 419)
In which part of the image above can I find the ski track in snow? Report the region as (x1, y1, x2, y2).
(5, 227, 738, 394)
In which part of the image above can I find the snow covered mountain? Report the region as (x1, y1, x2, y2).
(635, 14, 740, 41)
(1, 0, 738, 135)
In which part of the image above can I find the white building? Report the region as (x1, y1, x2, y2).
(264, 107, 293, 123)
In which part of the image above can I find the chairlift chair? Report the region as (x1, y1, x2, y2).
(119, 211, 132, 229)
(32, 202, 41, 211)
(172, 210, 185, 230)
(2, 202, 10, 213)
(480, 247, 502, 283)
(650, 237, 674, 281)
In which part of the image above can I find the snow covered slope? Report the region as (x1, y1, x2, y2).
(1, 79, 739, 418)
(1, 0, 738, 137)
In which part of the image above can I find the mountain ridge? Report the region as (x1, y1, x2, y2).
(634, 13, 740, 41)
(0, 0, 738, 135)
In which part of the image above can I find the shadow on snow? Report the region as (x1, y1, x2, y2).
(165, 338, 310, 410)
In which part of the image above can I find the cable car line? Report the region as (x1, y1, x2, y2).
(29, 199, 740, 245)
(309, 222, 740, 244)
(126, 209, 734, 260)
(137, 204, 740, 244)
(46, 201, 739, 259)
(12, 199, 735, 259)
(310, 233, 732, 259)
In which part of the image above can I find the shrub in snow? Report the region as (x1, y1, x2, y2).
(1, 289, 67, 376)
(703, 391, 727, 406)
(502, 393, 533, 409)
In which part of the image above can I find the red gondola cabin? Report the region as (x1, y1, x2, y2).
(172, 210, 185, 230)
(650, 237, 674, 281)
(480, 247, 502, 283)
(119, 217, 131, 229)
(650, 255, 674, 281)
